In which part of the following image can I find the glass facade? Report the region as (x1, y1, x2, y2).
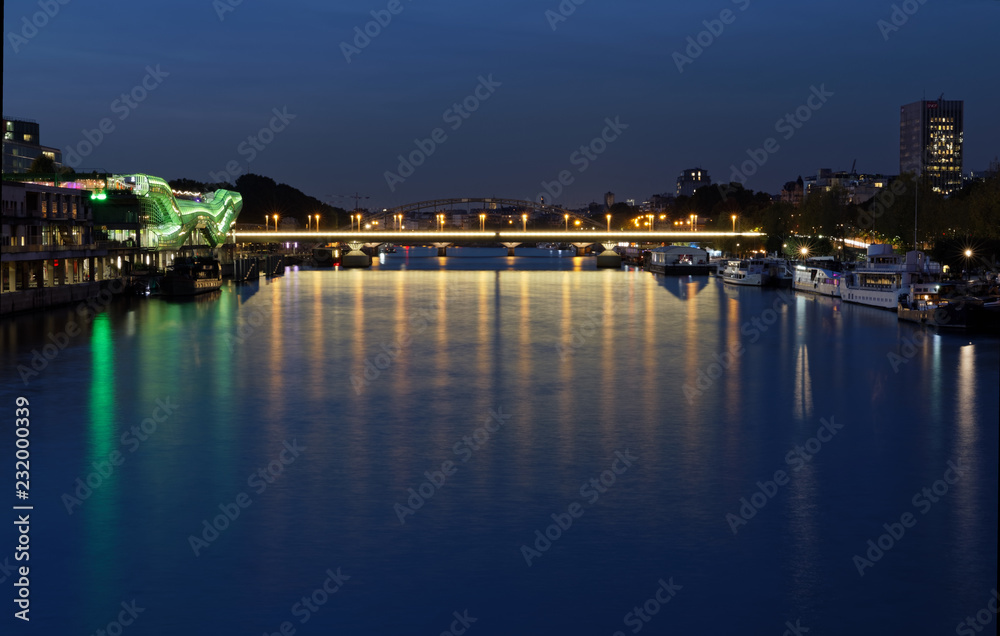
(899, 99, 964, 195)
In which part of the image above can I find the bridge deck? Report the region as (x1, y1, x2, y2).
(233, 231, 762, 243)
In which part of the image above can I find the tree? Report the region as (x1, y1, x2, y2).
(27, 154, 57, 174)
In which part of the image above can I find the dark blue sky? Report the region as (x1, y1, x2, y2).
(4, 0, 998, 210)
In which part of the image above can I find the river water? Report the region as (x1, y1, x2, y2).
(2, 247, 997, 635)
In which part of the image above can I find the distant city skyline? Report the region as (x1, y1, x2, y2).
(3, 0, 998, 210)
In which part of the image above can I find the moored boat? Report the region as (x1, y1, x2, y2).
(842, 244, 942, 310)
(721, 258, 768, 286)
(793, 260, 844, 297)
(160, 256, 222, 296)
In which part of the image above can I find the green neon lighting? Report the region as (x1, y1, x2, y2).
(96, 174, 243, 249)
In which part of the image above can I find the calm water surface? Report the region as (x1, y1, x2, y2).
(2, 248, 997, 635)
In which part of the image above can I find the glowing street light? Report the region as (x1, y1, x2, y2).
(480, 213, 486, 232)
(273, 214, 279, 231)
(689, 214, 696, 231)
(800, 247, 809, 257)
(606, 214, 611, 232)
(565, 214, 570, 231)
(264, 215, 269, 231)
(307, 215, 312, 231)
(522, 213, 527, 231)
(648, 214, 654, 231)
(731, 214, 737, 232)
(315, 214, 320, 231)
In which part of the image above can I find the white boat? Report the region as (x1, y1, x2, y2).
(793, 261, 843, 297)
(721, 259, 767, 286)
(841, 244, 942, 310)
(721, 257, 791, 287)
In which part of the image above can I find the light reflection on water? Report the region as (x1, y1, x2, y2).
(1, 251, 996, 635)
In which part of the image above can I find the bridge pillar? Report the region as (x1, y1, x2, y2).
(500, 242, 521, 256)
(596, 243, 622, 269)
(342, 242, 371, 268)
(431, 242, 452, 257)
(572, 243, 594, 256)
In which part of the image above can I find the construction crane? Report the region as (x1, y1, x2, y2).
(329, 192, 370, 212)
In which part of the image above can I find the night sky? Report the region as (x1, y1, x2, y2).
(4, 0, 998, 210)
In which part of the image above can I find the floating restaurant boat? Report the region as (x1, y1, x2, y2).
(841, 244, 942, 310)
(647, 246, 712, 275)
(159, 256, 223, 296)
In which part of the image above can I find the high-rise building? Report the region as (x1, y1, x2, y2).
(676, 168, 711, 197)
(2, 117, 63, 173)
(899, 98, 963, 195)
(604, 191, 615, 210)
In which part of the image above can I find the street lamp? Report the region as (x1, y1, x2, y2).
(731, 214, 737, 232)
(648, 214, 654, 232)
(307, 215, 312, 231)
(264, 215, 269, 231)
(565, 214, 569, 231)
(522, 214, 527, 231)
(480, 213, 486, 231)
(800, 247, 809, 258)
(606, 214, 611, 232)
(315, 214, 320, 231)
(689, 214, 696, 231)
(273, 214, 279, 231)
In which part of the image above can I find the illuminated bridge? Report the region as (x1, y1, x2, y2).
(233, 229, 763, 256)
(357, 197, 596, 228)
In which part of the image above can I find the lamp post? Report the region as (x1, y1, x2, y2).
(606, 214, 611, 232)
(264, 215, 269, 231)
(522, 214, 527, 232)
(731, 214, 737, 232)
(565, 214, 569, 231)
(648, 214, 654, 232)
(273, 214, 279, 231)
(307, 215, 312, 231)
(315, 214, 320, 231)
(480, 214, 486, 232)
